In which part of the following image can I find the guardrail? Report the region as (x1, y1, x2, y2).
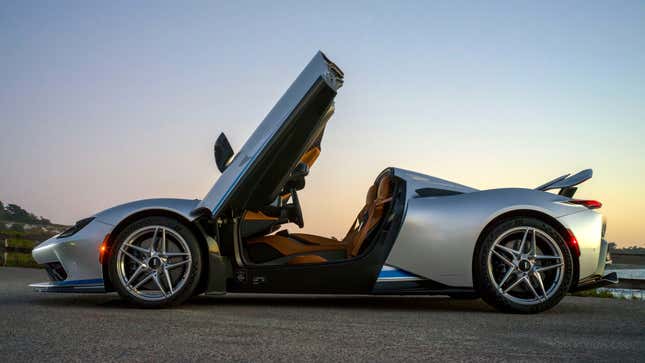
(0, 239, 32, 266)
(613, 278, 645, 290)
(606, 252, 645, 295)
(611, 252, 645, 266)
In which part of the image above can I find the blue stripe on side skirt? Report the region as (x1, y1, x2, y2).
(55, 278, 104, 286)
(378, 266, 418, 279)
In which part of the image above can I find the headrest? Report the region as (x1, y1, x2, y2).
(377, 175, 392, 200)
(366, 185, 378, 204)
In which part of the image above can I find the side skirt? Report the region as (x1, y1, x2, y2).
(373, 266, 477, 297)
(30, 279, 106, 293)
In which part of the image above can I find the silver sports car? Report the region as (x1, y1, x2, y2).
(31, 52, 616, 313)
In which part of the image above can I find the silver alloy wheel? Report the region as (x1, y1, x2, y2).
(487, 226, 565, 305)
(116, 225, 192, 302)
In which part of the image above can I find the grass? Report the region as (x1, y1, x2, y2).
(3, 252, 40, 268)
(7, 238, 36, 249)
(2, 236, 40, 268)
(570, 289, 641, 300)
(571, 289, 616, 298)
(1, 228, 52, 268)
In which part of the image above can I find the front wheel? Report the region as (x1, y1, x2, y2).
(108, 216, 203, 308)
(474, 217, 574, 313)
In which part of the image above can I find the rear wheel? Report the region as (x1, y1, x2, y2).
(474, 217, 574, 313)
(108, 216, 203, 308)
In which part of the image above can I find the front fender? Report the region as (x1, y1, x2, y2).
(93, 198, 201, 226)
(32, 198, 203, 288)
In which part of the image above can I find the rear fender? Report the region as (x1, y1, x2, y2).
(385, 187, 584, 287)
(557, 210, 603, 280)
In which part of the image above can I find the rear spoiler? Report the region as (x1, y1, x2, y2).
(535, 169, 592, 197)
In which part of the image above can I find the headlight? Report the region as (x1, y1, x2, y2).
(57, 217, 95, 239)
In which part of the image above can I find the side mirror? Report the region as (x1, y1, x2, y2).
(291, 162, 310, 179)
(283, 162, 309, 191)
(214, 133, 234, 173)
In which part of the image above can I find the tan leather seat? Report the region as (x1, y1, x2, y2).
(288, 233, 343, 246)
(347, 175, 392, 257)
(246, 234, 345, 256)
(300, 146, 321, 168)
(289, 184, 378, 248)
(246, 176, 393, 264)
(244, 210, 279, 221)
(287, 255, 328, 265)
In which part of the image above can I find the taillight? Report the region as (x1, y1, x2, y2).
(566, 229, 581, 256)
(568, 199, 602, 209)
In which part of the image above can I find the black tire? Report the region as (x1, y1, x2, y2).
(473, 217, 574, 314)
(108, 216, 203, 308)
(191, 283, 208, 298)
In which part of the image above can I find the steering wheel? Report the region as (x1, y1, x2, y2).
(289, 188, 304, 228)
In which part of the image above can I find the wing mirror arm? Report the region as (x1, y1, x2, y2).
(282, 187, 304, 228)
(275, 163, 309, 227)
(283, 162, 309, 191)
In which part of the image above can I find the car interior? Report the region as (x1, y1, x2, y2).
(239, 145, 394, 266)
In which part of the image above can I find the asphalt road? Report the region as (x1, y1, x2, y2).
(1, 267, 643, 362)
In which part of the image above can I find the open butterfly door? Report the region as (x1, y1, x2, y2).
(193, 51, 343, 218)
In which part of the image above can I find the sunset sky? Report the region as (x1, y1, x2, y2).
(1, 1, 644, 247)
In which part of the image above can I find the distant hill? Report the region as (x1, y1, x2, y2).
(0, 201, 68, 267)
(0, 200, 53, 225)
(0, 200, 67, 234)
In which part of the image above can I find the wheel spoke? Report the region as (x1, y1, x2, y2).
(124, 243, 149, 255)
(161, 252, 191, 257)
(536, 263, 563, 273)
(518, 228, 530, 254)
(166, 259, 191, 270)
(126, 265, 145, 285)
(492, 250, 514, 267)
(149, 227, 159, 253)
(534, 255, 562, 260)
(120, 247, 146, 266)
(533, 271, 548, 301)
(495, 244, 520, 257)
(163, 268, 174, 294)
(498, 268, 515, 289)
(161, 228, 167, 254)
(524, 277, 540, 300)
(133, 271, 154, 289)
(152, 273, 167, 296)
(504, 276, 525, 293)
(530, 228, 537, 257)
